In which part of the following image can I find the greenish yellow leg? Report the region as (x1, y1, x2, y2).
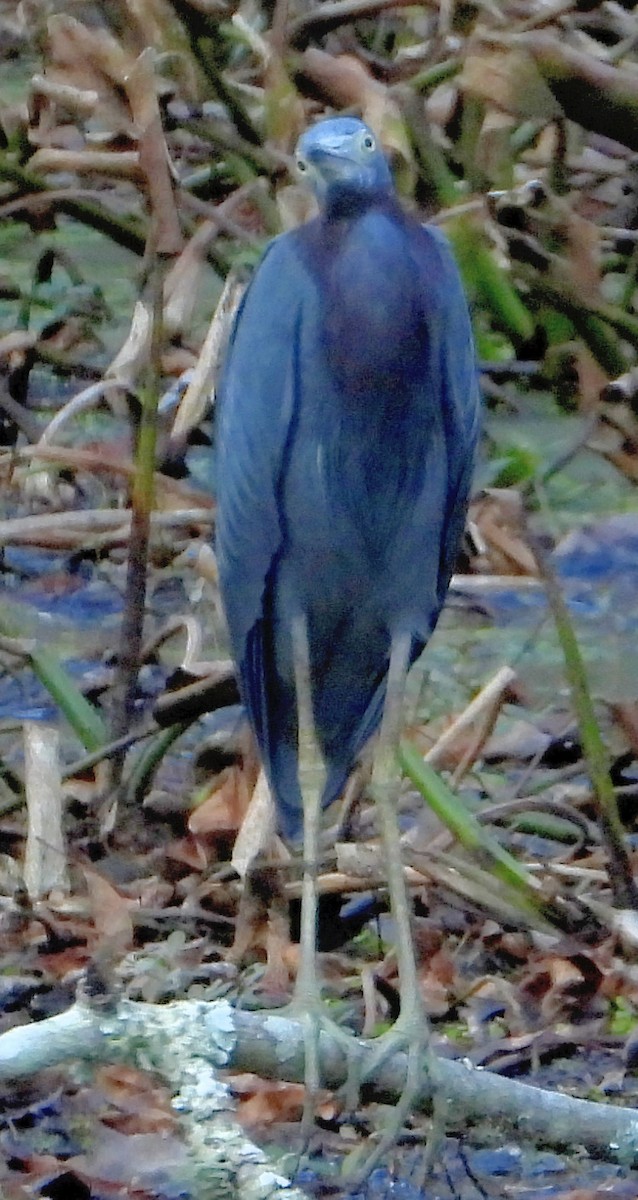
(290, 616, 362, 1136)
(343, 633, 442, 1182)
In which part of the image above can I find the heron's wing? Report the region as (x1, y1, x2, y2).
(216, 237, 294, 649)
(423, 225, 481, 607)
(215, 235, 308, 832)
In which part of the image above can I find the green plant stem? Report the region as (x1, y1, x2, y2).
(109, 258, 165, 785)
(29, 645, 107, 751)
(402, 96, 535, 346)
(168, 0, 262, 146)
(509, 119, 546, 154)
(532, 279, 635, 374)
(410, 57, 461, 93)
(450, 219, 536, 345)
(527, 507, 638, 911)
(127, 722, 190, 804)
(0, 156, 146, 255)
(398, 741, 550, 923)
(620, 241, 638, 312)
(0, 619, 106, 751)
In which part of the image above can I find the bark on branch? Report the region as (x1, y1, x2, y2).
(1, 995, 637, 1186)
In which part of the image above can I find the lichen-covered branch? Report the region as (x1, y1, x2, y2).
(1, 997, 638, 1176)
(0, 997, 306, 1200)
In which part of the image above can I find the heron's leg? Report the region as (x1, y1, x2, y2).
(290, 616, 362, 1133)
(291, 613, 324, 1125)
(344, 632, 442, 1181)
(371, 633, 427, 1030)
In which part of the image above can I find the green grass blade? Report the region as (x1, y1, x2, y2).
(527, 520, 638, 910)
(27, 644, 107, 752)
(399, 740, 543, 908)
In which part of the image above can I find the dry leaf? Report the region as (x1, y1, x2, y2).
(232, 769, 277, 878)
(43, 14, 135, 135)
(96, 1064, 176, 1134)
(164, 221, 217, 337)
(461, 43, 562, 121)
(233, 1073, 306, 1127)
(172, 271, 244, 437)
(106, 297, 153, 386)
(165, 835, 210, 870)
(82, 866, 134, 959)
(189, 765, 252, 837)
(125, 48, 183, 256)
(520, 951, 603, 1022)
(470, 489, 538, 576)
(564, 210, 601, 297)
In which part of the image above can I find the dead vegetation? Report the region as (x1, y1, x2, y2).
(2, 0, 638, 1195)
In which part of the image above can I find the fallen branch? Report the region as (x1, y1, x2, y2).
(0, 507, 212, 550)
(2, 995, 638, 1175)
(0, 995, 306, 1200)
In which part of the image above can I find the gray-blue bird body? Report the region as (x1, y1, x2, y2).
(216, 118, 480, 839)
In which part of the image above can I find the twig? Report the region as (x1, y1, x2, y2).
(108, 47, 185, 808)
(0, 508, 212, 550)
(0, 154, 146, 255)
(37, 379, 124, 445)
(23, 722, 69, 899)
(421, 665, 516, 769)
(171, 271, 244, 438)
(168, 0, 262, 146)
(289, 0, 424, 45)
(0, 383, 43, 442)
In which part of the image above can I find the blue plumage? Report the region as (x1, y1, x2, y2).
(216, 117, 480, 840)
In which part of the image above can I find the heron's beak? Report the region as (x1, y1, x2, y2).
(307, 146, 358, 183)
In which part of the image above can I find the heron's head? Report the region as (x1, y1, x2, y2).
(295, 117, 392, 204)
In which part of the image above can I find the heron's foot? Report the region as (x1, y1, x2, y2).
(342, 1007, 440, 1183)
(282, 991, 364, 1137)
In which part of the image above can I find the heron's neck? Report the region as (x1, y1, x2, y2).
(322, 184, 393, 222)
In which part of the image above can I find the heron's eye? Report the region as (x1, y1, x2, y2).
(361, 133, 375, 152)
(296, 156, 308, 173)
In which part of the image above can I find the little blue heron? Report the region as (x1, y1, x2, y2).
(216, 116, 480, 1157)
